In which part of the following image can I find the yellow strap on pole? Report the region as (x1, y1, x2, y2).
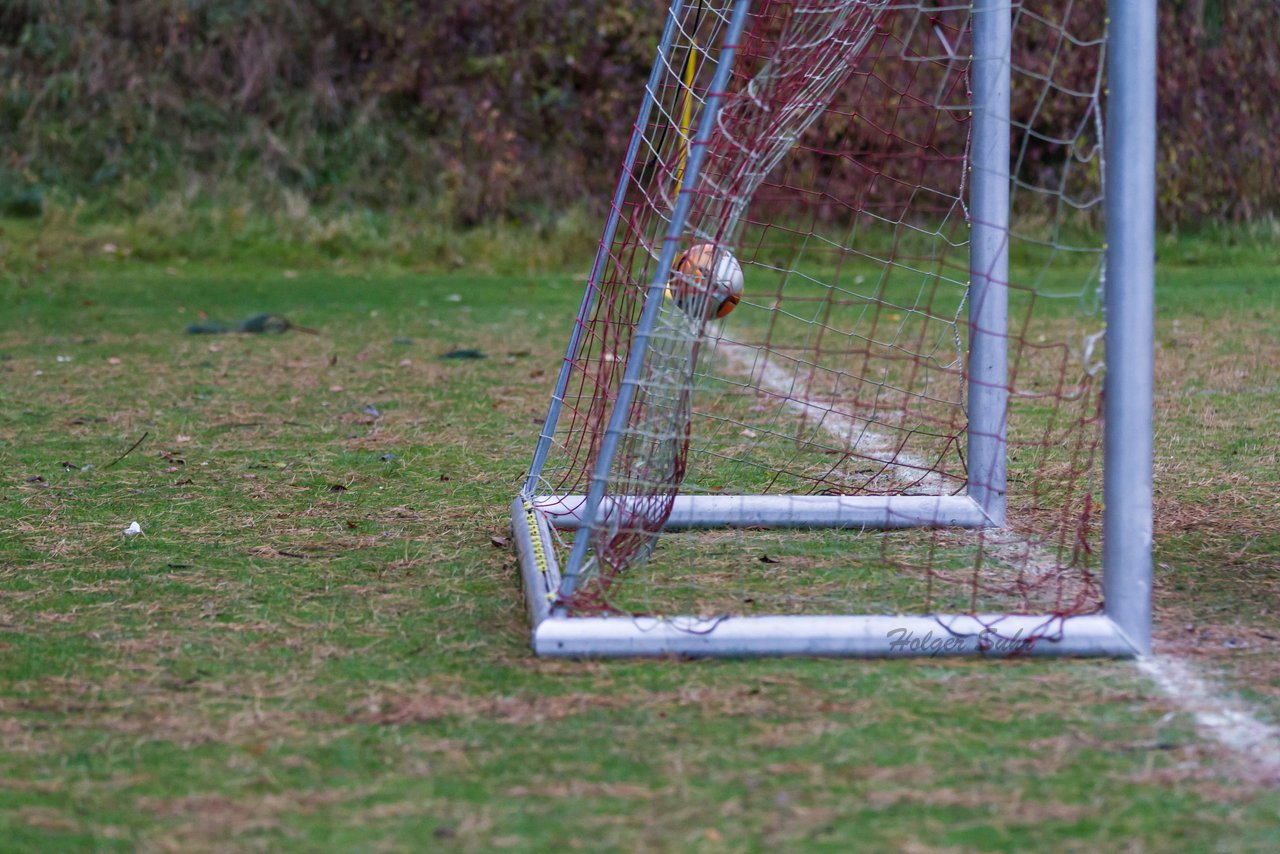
(674, 39, 698, 191)
(522, 499, 557, 603)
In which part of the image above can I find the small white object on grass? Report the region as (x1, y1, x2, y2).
(123, 521, 143, 537)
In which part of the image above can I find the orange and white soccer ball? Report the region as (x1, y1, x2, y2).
(669, 243, 744, 320)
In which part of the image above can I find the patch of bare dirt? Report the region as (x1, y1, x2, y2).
(14, 806, 82, 834)
(866, 786, 1098, 823)
(503, 781, 656, 800)
(350, 682, 871, 727)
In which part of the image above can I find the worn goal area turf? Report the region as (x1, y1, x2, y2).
(1, 245, 1277, 850)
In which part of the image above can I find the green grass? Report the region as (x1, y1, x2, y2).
(0, 199, 601, 278)
(0, 240, 1278, 850)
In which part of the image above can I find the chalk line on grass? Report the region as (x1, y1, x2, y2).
(1138, 655, 1280, 784)
(717, 344, 948, 495)
(718, 340, 1280, 784)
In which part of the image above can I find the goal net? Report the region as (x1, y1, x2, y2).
(513, 0, 1153, 657)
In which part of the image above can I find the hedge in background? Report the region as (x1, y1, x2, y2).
(1, 0, 1276, 226)
(1, 0, 661, 224)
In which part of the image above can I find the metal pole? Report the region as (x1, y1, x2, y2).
(967, 0, 1011, 527)
(525, 1, 687, 488)
(558, 0, 754, 602)
(1103, 0, 1156, 656)
(534, 613, 1138, 659)
(537, 494, 989, 531)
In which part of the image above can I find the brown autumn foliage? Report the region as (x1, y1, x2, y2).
(0, 0, 1275, 226)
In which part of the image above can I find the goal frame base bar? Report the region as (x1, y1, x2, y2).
(534, 614, 1139, 659)
(511, 498, 1140, 659)
(534, 494, 990, 530)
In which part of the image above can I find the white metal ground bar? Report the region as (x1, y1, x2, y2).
(510, 497, 560, 627)
(534, 494, 990, 530)
(533, 613, 1138, 659)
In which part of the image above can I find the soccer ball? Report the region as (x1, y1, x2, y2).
(669, 243, 744, 320)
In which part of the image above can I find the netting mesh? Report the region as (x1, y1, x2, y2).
(528, 0, 1107, 623)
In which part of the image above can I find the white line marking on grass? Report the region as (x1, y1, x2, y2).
(718, 342, 1280, 782)
(1137, 655, 1280, 784)
(719, 345, 947, 494)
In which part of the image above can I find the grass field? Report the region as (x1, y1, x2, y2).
(1, 230, 1278, 851)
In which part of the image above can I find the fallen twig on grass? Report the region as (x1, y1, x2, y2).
(104, 431, 150, 469)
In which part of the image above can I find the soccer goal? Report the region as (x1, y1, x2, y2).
(511, 0, 1154, 658)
